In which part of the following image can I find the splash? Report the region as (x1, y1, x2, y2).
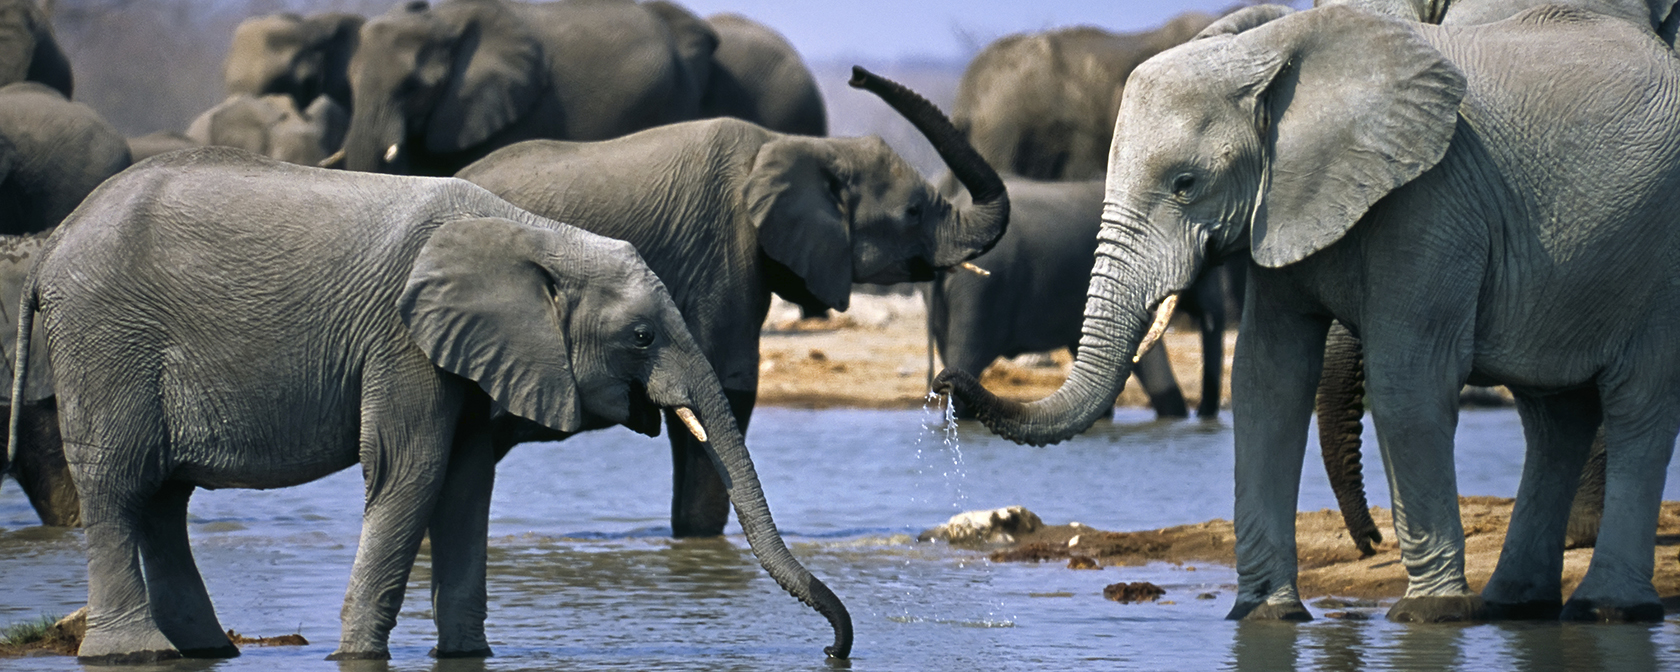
(919, 391, 967, 511)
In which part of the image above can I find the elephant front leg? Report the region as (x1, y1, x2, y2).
(1132, 342, 1190, 419)
(669, 388, 754, 537)
(427, 406, 496, 658)
(1227, 303, 1328, 621)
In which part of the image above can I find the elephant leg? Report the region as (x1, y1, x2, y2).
(427, 398, 495, 659)
(1132, 342, 1189, 419)
(1559, 374, 1679, 623)
(1482, 388, 1599, 620)
(1227, 296, 1328, 621)
(7, 398, 81, 526)
(1563, 431, 1606, 549)
(139, 481, 237, 657)
(70, 443, 180, 664)
(1193, 278, 1226, 420)
(329, 383, 461, 660)
(669, 387, 754, 537)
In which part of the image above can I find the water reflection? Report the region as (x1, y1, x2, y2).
(1304, 619, 1370, 671)
(1229, 621, 1301, 670)
(1500, 622, 1663, 672)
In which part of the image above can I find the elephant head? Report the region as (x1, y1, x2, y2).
(398, 217, 852, 657)
(186, 94, 349, 166)
(0, 0, 70, 98)
(938, 4, 1466, 445)
(745, 67, 1009, 311)
(223, 12, 364, 111)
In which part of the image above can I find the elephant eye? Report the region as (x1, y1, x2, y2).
(632, 324, 656, 349)
(1170, 173, 1198, 199)
(906, 203, 923, 220)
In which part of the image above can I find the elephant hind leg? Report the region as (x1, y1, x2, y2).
(67, 441, 180, 663)
(670, 388, 754, 537)
(139, 481, 237, 657)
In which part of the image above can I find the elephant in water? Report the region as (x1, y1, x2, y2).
(337, 0, 717, 175)
(456, 67, 1008, 538)
(941, 4, 1680, 624)
(6, 147, 850, 663)
(929, 177, 1232, 420)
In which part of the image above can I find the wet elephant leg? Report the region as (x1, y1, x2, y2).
(1131, 342, 1189, 419)
(139, 481, 237, 657)
(7, 399, 81, 526)
(1563, 431, 1606, 549)
(669, 387, 754, 537)
(72, 445, 180, 663)
(427, 401, 495, 658)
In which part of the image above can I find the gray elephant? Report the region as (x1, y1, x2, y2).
(124, 131, 197, 162)
(0, 231, 67, 526)
(701, 13, 825, 137)
(456, 67, 1008, 537)
(1318, 0, 1675, 32)
(0, 0, 70, 98)
(5, 147, 850, 663)
(930, 177, 1230, 420)
(337, 0, 717, 176)
(186, 93, 348, 166)
(940, 4, 1680, 624)
(222, 11, 363, 111)
(0, 81, 130, 235)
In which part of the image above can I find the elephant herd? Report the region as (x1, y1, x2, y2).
(0, 0, 1676, 664)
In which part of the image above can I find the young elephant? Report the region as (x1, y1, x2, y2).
(7, 148, 850, 663)
(457, 67, 1009, 538)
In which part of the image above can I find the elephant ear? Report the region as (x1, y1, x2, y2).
(400, 217, 582, 432)
(1240, 5, 1465, 268)
(424, 4, 546, 154)
(643, 1, 717, 85)
(1196, 4, 1297, 39)
(744, 138, 853, 312)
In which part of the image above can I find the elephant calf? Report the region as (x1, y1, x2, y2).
(6, 148, 849, 663)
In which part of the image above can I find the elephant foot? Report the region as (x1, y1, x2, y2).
(1560, 598, 1664, 623)
(1226, 599, 1312, 621)
(1483, 599, 1562, 620)
(326, 649, 392, 661)
(77, 649, 182, 665)
(179, 642, 242, 659)
(430, 646, 494, 658)
(1386, 595, 1487, 623)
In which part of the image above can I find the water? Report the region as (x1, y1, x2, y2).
(3, 407, 1680, 670)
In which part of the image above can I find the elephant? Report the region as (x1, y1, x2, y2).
(0, 0, 70, 98)
(0, 81, 130, 235)
(1317, 0, 1676, 33)
(337, 0, 718, 176)
(929, 177, 1230, 420)
(4, 147, 850, 663)
(125, 131, 197, 162)
(456, 67, 1009, 537)
(222, 11, 363, 111)
(186, 93, 349, 166)
(938, 3, 1680, 624)
(701, 13, 825, 137)
(0, 231, 69, 526)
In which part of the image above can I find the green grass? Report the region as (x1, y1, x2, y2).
(0, 614, 61, 647)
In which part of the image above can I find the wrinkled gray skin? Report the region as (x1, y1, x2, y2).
(187, 93, 349, 165)
(0, 232, 69, 526)
(341, 0, 716, 176)
(1319, 0, 1677, 36)
(0, 0, 70, 98)
(12, 148, 851, 663)
(930, 177, 1229, 420)
(223, 11, 363, 112)
(702, 13, 825, 137)
(458, 68, 1008, 538)
(0, 82, 130, 235)
(941, 4, 1680, 624)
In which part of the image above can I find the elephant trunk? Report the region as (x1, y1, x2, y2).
(340, 99, 405, 173)
(937, 218, 1187, 445)
(647, 338, 852, 658)
(1315, 321, 1382, 557)
(848, 66, 1008, 267)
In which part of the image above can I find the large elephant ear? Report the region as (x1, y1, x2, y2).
(400, 217, 582, 432)
(1240, 5, 1465, 268)
(424, 4, 546, 154)
(307, 12, 365, 108)
(744, 138, 853, 312)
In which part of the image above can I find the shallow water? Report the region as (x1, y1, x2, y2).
(3, 407, 1679, 671)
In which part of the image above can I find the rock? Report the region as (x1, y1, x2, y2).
(1103, 582, 1166, 603)
(1067, 556, 1100, 570)
(226, 630, 308, 647)
(49, 608, 85, 645)
(918, 506, 1044, 546)
(1324, 611, 1371, 620)
(1197, 592, 1218, 600)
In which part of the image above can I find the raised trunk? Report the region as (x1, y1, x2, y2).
(937, 227, 1183, 446)
(847, 66, 1008, 266)
(652, 349, 852, 658)
(1315, 321, 1382, 556)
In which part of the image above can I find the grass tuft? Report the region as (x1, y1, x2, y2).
(0, 614, 61, 647)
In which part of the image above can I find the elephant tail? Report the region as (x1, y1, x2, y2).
(5, 277, 37, 478)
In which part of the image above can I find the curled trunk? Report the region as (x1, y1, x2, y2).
(847, 66, 1008, 266)
(1315, 322, 1382, 557)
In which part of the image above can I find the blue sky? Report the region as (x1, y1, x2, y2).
(676, 1, 1265, 62)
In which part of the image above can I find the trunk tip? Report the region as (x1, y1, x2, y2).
(847, 65, 874, 89)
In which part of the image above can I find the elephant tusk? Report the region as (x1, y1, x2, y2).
(1133, 294, 1179, 364)
(960, 261, 991, 277)
(384, 143, 400, 163)
(675, 407, 708, 443)
(317, 149, 346, 168)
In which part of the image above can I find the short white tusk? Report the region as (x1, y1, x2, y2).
(1133, 294, 1179, 364)
(317, 148, 346, 168)
(384, 143, 400, 163)
(960, 261, 991, 277)
(675, 407, 708, 443)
